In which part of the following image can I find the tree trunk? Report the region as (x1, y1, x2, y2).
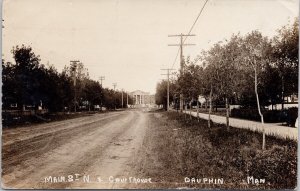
(226, 97, 229, 131)
(215, 103, 217, 112)
(281, 76, 285, 110)
(255, 66, 265, 150)
(208, 85, 212, 128)
(197, 100, 199, 122)
(180, 94, 183, 113)
(189, 101, 192, 120)
(184, 104, 187, 119)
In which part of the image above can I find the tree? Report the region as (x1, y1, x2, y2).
(83, 79, 103, 111)
(2, 60, 17, 109)
(64, 62, 89, 111)
(201, 43, 225, 128)
(179, 57, 205, 119)
(11, 45, 41, 110)
(155, 80, 168, 109)
(272, 19, 299, 109)
(241, 31, 273, 150)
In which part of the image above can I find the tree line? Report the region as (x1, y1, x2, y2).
(156, 19, 298, 150)
(2, 45, 133, 112)
(156, 19, 298, 125)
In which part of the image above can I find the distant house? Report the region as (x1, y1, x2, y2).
(267, 93, 298, 110)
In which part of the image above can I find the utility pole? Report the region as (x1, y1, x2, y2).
(121, 89, 124, 108)
(70, 60, 80, 112)
(161, 68, 175, 111)
(113, 83, 117, 110)
(99, 76, 105, 111)
(168, 34, 196, 112)
(99, 76, 105, 86)
(126, 92, 129, 108)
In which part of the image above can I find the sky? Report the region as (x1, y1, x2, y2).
(2, 0, 299, 94)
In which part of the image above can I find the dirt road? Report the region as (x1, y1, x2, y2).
(2, 109, 150, 189)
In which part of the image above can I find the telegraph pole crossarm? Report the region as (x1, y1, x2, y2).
(99, 76, 105, 87)
(168, 44, 196, 46)
(168, 33, 196, 112)
(113, 83, 117, 91)
(168, 34, 196, 37)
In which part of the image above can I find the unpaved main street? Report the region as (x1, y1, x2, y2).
(2, 109, 150, 189)
(2, 110, 297, 189)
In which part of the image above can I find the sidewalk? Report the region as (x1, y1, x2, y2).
(183, 110, 298, 140)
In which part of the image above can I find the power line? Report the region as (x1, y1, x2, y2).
(168, 34, 196, 75)
(184, 0, 209, 43)
(168, 34, 196, 112)
(171, 48, 180, 69)
(170, 0, 209, 69)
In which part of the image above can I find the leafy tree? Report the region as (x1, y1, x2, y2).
(2, 61, 17, 109)
(155, 80, 168, 109)
(201, 43, 225, 128)
(11, 45, 42, 110)
(272, 19, 299, 108)
(83, 79, 103, 110)
(177, 57, 205, 119)
(64, 62, 89, 111)
(240, 31, 273, 150)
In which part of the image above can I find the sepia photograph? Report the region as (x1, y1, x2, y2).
(1, 0, 299, 189)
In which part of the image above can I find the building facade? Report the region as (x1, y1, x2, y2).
(130, 90, 155, 107)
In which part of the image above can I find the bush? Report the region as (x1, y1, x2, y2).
(248, 145, 297, 189)
(285, 107, 298, 126)
(230, 107, 298, 125)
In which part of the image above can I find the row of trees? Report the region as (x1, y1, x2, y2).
(2, 45, 133, 112)
(156, 19, 298, 149)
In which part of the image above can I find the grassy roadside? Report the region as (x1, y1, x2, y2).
(132, 110, 297, 189)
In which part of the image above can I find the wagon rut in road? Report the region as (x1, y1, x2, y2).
(2, 110, 149, 189)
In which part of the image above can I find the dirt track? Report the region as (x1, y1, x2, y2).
(2, 109, 150, 189)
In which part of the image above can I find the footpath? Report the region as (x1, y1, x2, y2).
(182, 110, 298, 140)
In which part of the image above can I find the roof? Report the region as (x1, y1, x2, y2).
(130, 90, 150, 95)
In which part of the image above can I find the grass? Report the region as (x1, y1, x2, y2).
(132, 111, 297, 189)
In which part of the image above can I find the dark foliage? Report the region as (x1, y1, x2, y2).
(231, 107, 298, 126)
(2, 45, 133, 126)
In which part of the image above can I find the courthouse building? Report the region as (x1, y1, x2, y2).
(130, 90, 155, 107)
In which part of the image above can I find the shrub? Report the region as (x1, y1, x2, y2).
(230, 108, 298, 125)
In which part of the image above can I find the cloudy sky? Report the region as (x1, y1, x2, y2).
(2, 0, 298, 94)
